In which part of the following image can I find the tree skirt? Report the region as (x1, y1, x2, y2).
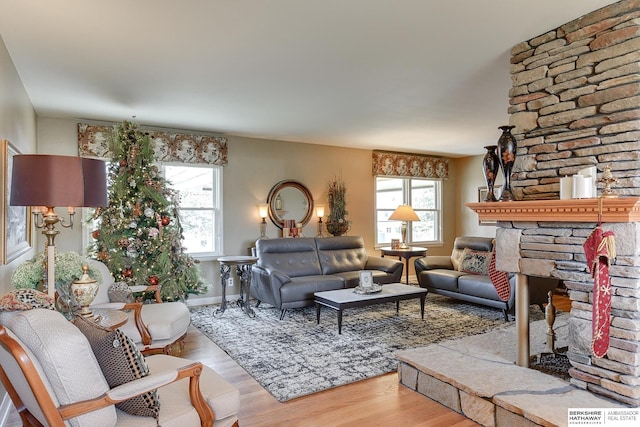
(190, 294, 522, 402)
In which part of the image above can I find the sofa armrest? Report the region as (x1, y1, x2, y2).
(251, 265, 292, 308)
(365, 256, 403, 274)
(415, 256, 454, 275)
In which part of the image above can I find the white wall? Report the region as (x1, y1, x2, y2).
(0, 36, 37, 295)
(455, 155, 500, 239)
(0, 34, 37, 422)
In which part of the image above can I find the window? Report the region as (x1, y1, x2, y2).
(375, 177, 442, 247)
(163, 164, 223, 258)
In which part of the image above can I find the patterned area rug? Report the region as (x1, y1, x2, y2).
(190, 294, 526, 402)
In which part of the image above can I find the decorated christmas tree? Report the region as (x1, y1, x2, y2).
(87, 121, 207, 301)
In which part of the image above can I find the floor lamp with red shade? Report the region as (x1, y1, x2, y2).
(10, 154, 108, 299)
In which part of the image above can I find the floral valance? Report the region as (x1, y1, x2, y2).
(78, 123, 228, 166)
(372, 150, 448, 179)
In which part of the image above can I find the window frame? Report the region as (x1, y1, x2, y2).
(374, 177, 443, 248)
(161, 162, 223, 260)
(82, 162, 224, 259)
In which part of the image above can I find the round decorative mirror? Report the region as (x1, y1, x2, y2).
(266, 180, 314, 229)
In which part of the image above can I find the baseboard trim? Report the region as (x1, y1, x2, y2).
(185, 294, 239, 307)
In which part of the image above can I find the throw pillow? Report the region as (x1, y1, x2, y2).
(108, 282, 134, 303)
(0, 289, 55, 311)
(459, 248, 491, 275)
(73, 315, 160, 419)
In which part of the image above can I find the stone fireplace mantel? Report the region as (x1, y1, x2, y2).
(466, 197, 640, 223)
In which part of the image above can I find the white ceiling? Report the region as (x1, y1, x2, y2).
(0, 0, 618, 157)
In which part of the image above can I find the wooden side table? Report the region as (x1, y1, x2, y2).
(216, 256, 259, 318)
(379, 246, 428, 285)
(80, 309, 128, 330)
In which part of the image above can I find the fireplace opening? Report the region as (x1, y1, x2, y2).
(531, 346, 571, 381)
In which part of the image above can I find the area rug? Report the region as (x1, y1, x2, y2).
(190, 294, 534, 402)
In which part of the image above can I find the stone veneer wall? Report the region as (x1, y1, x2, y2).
(508, 0, 640, 200)
(501, 0, 640, 407)
(498, 222, 639, 406)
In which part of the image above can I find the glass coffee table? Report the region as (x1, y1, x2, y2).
(314, 283, 428, 334)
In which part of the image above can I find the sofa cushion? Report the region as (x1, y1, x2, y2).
(419, 269, 465, 292)
(332, 269, 397, 288)
(145, 355, 240, 424)
(119, 301, 190, 344)
(458, 275, 507, 302)
(280, 275, 344, 304)
(316, 236, 368, 275)
(256, 238, 323, 277)
(458, 248, 491, 275)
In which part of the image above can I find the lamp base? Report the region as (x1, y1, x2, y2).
(259, 222, 268, 239)
(400, 222, 409, 249)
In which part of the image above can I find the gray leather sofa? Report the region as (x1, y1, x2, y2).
(414, 236, 558, 320)
(251, 236, 403, 318)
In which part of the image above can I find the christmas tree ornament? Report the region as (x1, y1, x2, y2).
(148, 276, 159, 286)
(92, 230, 100, 239)
(126, 246, 138, 258)
(132, 201, 142, 217)
(122, 267, 133, 278)
(144, 207, 155, 218)
(119, 159, 127, 167)
(149, 227, 159, 238)
(118, 237, 129, 247)
(161, 216, 170, 226)
(129, 221, 138, 229)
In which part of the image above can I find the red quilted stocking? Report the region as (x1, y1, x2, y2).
(489, 247, 510, 302)
(583, 226, 616, 358)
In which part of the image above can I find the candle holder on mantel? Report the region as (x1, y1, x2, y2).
(598, 165, 619, 198)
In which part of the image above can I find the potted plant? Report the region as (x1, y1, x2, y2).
(325, 176, 350, 236)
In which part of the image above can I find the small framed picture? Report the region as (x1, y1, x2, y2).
(477, 186, 502, 225)
(359, 270, 373, 289)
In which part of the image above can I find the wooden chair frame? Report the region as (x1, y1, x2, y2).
(0, 326, 218, 427)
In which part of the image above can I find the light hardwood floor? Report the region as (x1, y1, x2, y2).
(4, 291, 571, 426)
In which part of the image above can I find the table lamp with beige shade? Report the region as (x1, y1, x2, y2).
(388, 205, 420, 249)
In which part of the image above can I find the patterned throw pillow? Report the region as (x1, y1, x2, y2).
(108, 282, 134, 303)
(458, 248, 491, 275)
(0, 289, 55, 311)
(73, 315, 160, 419)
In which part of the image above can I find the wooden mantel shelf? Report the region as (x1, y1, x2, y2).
(466, 197, 640, 223)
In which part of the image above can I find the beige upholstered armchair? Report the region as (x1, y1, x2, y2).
(88, 259, 191, 355)
(0, 308, 240, 427)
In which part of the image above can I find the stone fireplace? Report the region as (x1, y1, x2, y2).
(470, 0, 640, 408)
(468, 199, 640, 407)
(396, 3, 639, 423)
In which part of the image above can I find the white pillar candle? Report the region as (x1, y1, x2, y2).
(572, 175, 590, 199)
(560, 176, 573, 200)
(579, 166, 597, 198)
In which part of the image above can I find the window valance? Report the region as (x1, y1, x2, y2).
(372, 150, 448, 179)
(78, 123, 228, 166)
